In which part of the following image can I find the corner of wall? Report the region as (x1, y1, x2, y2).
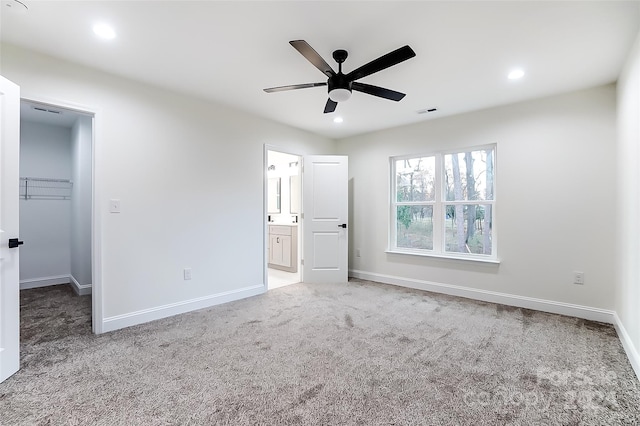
(615, 28, 640, 383)
(613, 313, 640, 380)
(69, 275, 92, 296)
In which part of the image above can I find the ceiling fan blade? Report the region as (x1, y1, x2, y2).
(324, 99, 338, 113)
(264, 82, 327, 93)
(346, 45, 416, 82)
(352, 82, 406, 101)
(290, 40, 335, 78)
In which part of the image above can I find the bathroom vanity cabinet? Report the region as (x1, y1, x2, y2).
(268, 225, 298, 272)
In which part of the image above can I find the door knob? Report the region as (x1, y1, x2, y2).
(8, 238, 24, 248)
(338, 224, 347, 229)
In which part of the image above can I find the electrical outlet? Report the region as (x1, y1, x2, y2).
(183, 268, 192, 280)
(109, 199, 121, 213)
(573, 271, 584, 285)
(356, 248, 361, 258)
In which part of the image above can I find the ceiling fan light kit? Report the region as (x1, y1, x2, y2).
(328, 87, 351, 103)
(264, 40, 416, 113)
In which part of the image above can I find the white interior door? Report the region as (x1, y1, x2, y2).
(302, 155, 348, 283)
(0, 76, 21, 383)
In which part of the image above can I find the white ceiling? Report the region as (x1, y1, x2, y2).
(2, 1, 638, 139)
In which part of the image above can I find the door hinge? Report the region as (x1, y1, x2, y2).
(300, 213, 304, 219)
(301, 259, 304, 265)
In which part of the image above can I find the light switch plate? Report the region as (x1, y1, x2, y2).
(110, 199, 121, 213)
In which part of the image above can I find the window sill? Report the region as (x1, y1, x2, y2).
(385, 249, 501, 264)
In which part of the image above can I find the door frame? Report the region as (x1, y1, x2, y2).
(21, 94, 104, 334)
(263, 145, 303, 289)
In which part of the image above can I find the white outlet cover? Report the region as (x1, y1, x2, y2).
(573, 271, 584, 285)
(110, 199, 121, 213)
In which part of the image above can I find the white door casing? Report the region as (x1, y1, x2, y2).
(302, 155, 348, 283)
(21, 96, 101, 333)
(0, 76, 20, 383)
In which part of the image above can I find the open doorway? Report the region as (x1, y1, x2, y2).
(19, 99, 94, 336)
(266, 149, 302, 289)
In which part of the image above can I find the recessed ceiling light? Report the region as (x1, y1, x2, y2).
(508, 69, 525, 80)
(93, 23, 116, 40)
(333, 117, 344, 124)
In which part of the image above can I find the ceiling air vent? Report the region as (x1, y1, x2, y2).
(33, 106, 62, 115)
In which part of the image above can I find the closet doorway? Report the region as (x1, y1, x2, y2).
(19, 100, 94, 334)
(266, 149, 302, 289)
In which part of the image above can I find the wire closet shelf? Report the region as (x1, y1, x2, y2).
(20, 177, 73, 200)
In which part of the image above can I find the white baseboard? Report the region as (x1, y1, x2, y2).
(69, 275, 92, 296)
(349, 269, 615, 324)
(102, 284, 266, 333)
(613, 313, 640, 381)
(20, 275, 70, 290)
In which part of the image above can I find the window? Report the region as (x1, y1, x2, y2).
(390, 145, 496, 261)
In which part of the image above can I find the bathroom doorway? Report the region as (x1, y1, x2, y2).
(266, 149, 302, 289)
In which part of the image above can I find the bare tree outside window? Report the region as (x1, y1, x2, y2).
(444, 149, 494, 255)
(395, 157, 435, 250)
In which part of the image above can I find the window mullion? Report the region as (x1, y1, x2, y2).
(433, 153, 443, 253)
(389, 158, 397, 250)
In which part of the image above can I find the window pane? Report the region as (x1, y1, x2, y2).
(396, 156, 435, 202)
(396, 205, 433, 250)
(444, 148, 495, 201)
(444, 204, 493, 255)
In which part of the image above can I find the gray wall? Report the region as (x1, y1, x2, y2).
(2, 43, 336, 331)
(19, 121, 72, 283)
(337, 84, 617, 310)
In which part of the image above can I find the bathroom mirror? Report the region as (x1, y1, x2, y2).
(268, 178, 281, 214)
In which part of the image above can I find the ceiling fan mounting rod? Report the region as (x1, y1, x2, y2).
(332, 49, 348, 74)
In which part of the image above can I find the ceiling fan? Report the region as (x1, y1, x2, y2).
(264, 40, 416, 113)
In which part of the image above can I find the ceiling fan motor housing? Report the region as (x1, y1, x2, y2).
(328, 72, 352, 102)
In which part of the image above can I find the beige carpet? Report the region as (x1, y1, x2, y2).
(1, 280, 639, 425)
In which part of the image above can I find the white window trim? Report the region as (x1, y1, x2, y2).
(389, 144, 498, 262)
(385, 249, 501, 264)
